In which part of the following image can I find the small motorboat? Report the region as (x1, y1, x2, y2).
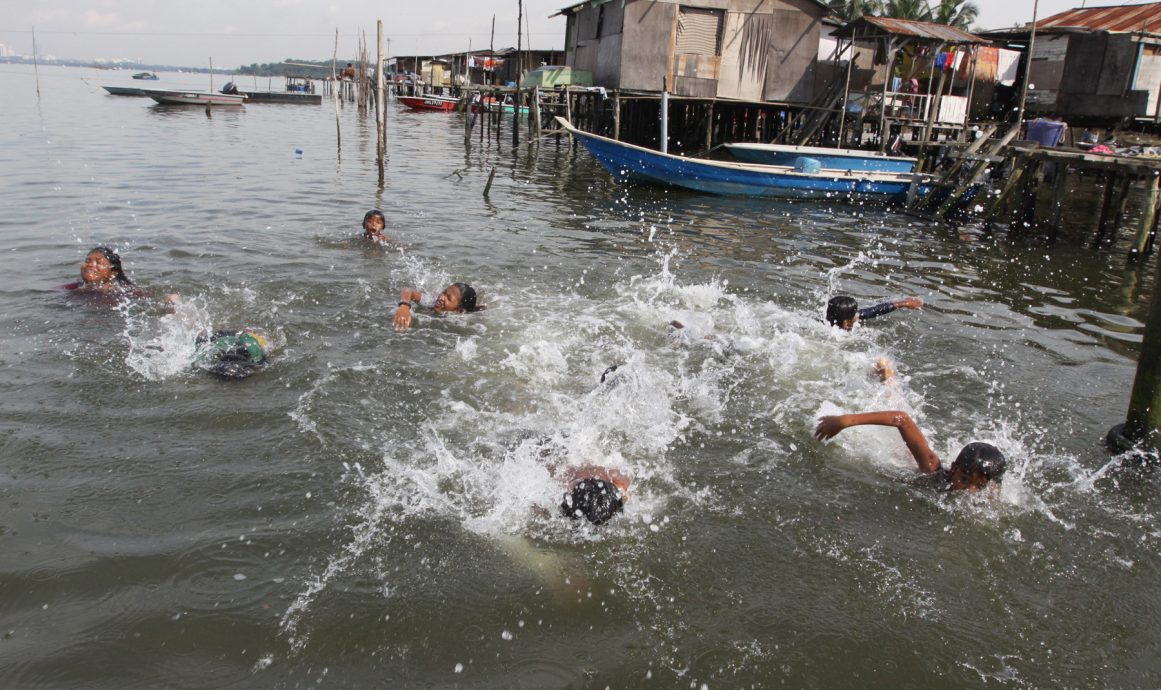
(102, 85, 148, 96)
(143, 88, 245, 106)
(131, 72, 160, 80)
(723, 142, 917, 174)
(399, 95, 460, 112)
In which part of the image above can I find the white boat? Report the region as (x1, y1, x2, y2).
(144, 89, 245, 106)
(723, 142, 917, 173)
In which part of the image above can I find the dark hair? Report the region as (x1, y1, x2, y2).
(453, 282, 478, 312)
(362, 209, 385, 231)
(951, 442, 1007, 483)
(91, 246, 133, 285)
(560, 478, 624, 525)
(826, 295, 858, 326)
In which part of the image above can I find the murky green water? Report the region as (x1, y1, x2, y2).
(2, 64, 1160, 688)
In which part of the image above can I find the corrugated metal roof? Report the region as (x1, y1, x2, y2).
(1036, 3, 1161, 33)
(834, 16, 988, 43)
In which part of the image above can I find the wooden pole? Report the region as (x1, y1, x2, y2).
(333, 29, 341, 152)
(531, 85, 541, 138)
(483, 166, 497, 197)
(1047, 160, 1071, 230)
(838, 39, 854, 146)
(1114, 241, 1161, 447)
(660, 80, 669, 154)
(879, 37, 896, 153)
(1016, 0, 1040, 125)
(1131, 174, 1161, 260)
(31, 27, 41, 100)
(377, 20, 386, 183)
(614, 92, 621, 140)
(517, 0, 524, 85)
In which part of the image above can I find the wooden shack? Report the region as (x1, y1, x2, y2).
(828, 17, 989, 150)
(553, 0, 829, 103)
(980, 2, 1161, 125)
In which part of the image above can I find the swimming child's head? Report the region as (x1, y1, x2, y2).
(560, 478, 624, 525)
(82, 246, 132, 286)
(826, 296, 858, 329)
(434, 282, 478, 313)
(947, 442, 1007, 491)
(362, 209, 386, 238)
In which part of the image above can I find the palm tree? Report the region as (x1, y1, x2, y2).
(931, 0, 979, 29)
(827, 0, 883, 21)
(881, 0, 934, 21)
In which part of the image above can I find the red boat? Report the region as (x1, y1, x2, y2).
(399, 95, 460, 112)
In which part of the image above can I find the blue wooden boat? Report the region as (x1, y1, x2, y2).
(723, 142, 917, 173)
(556, 118, 931, 203)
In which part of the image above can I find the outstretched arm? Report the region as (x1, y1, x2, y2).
(393, 288, 423, 330)
(814, 410, 941, 473)
(858, 297, 923, 321)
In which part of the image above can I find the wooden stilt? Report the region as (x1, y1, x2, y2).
(1131, 174, 1161, 260)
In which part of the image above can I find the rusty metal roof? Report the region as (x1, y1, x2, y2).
(833, 16, 988, 43)
(1036, 3, 1161, 33)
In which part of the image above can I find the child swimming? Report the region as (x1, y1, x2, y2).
(814, 410, 1006, 493)
(826, 295, 923, 330)
(393, 282, 483, 331)
(194, 328, 271, 379)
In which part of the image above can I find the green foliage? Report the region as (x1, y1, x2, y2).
(827, 0, 883, 21)
(236, 59, 334, 78)
(931, 0, 979, 29)
(830, 0, 977, 29)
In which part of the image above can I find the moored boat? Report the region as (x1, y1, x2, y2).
(723, 142, 917, 173)
(555, 117, 932, 203)
(102, 85, 148, 96)
(144, 89, 245, 106)
(399, 95, 460, 112)
(132, 72, 159, 80)
(241, 91, 321, 104)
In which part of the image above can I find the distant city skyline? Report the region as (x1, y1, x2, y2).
(0, 0, 1152, 68)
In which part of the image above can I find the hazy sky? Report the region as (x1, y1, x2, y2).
(0, 1, 1150, 67)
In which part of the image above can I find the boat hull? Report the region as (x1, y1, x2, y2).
(556, 117, 929, 203)
(144, 89, 246, 106)
(102, 86, 148, 97)
(399, 95, 459, 112)
(724, 142, 917, 173)
(242, 91, 322, 105)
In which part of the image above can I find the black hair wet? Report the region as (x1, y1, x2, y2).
(362, 209, 386, 230)
(951, 442, 1007, 483)
(826, 295, 858, 326)
(92, 246, 133, 285)
(560, 478, 624, 525)
(453, 282, 478, 312)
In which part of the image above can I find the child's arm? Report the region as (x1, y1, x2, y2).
(858, 297, 923, 321)
(393, 288, 424, 330)
(814, 410, 941, 473)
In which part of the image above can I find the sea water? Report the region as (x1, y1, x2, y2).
(1, 64, 1160, 687)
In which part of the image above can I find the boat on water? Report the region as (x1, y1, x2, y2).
(102, 85, 148, 97)
(471, 98, 529, 115)
(242, 91, 322, 105)
(723, 142, 917, 174)
(132, 72, 159, 80)
(221, 79, 320, 104)
(144, 89, 245, 106)
(555, 117, 932, 203)
(399, 95, 460, 112)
